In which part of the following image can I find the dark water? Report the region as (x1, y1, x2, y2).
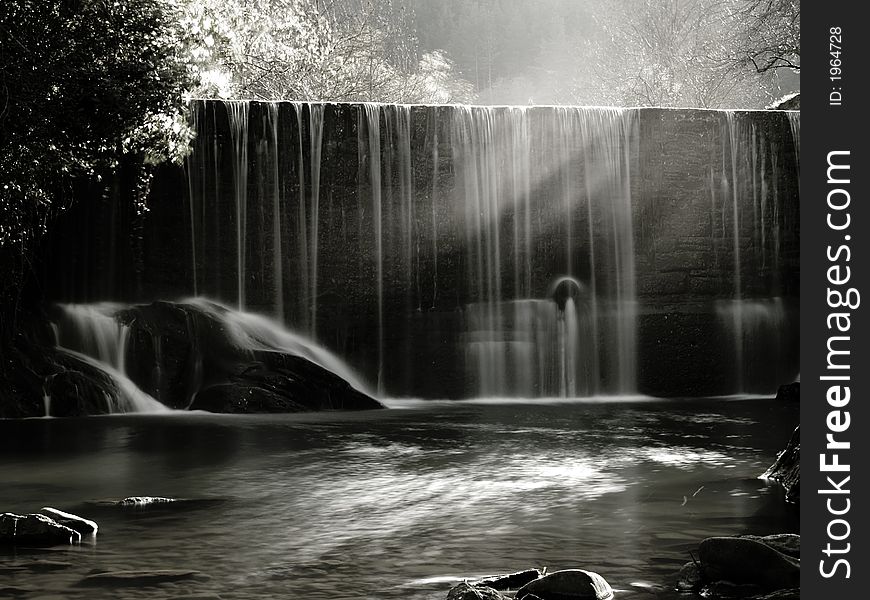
(0, 398, 798, 600)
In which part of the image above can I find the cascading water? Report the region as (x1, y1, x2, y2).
(52, 300, 372, 412)
(53, 304, 168, 413)
(177, 101, 797, 399)
(227, 100, 250, 310)
(715, 111, 794, 393)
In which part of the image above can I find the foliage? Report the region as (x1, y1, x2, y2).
(181, 0, 475, 103)
(563, 0, 798, 108)
(0, 0, 195, 249)
(729, 0, 799, 73)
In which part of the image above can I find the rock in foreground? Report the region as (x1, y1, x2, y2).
(447, 582, 510, 600)
(677, 534, 801, 597)
(475, 568, 544, 590)
(699, 537, 799, 591)
(516, 569, 613, 600)
(0, 513, 81, 546)
(39, 507, 98, 535)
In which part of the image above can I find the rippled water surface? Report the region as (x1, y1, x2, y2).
(0, 398, 798, 599)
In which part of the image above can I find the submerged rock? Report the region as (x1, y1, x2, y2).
(0, 513, 81, 546)
(447, 582, 509, 600)
(77, 569, 206, 586)
(516, 569, 613, 600)
(117, 496, 177, 507)
(762, 426, 800, 503)
(698, 536, 800, 591)
(39, 507, 98, 535)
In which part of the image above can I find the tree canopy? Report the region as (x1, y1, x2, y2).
(0, 0, 194, 249)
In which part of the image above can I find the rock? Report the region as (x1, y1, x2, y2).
(447, 582, 510, 600)
(698, 536, 800, 591)
(117, 496, 176, 507)
(0, 513, 81, 546)
(119, 300, 384, 413)
(676, 561, 702, 591)
(774, 382, 799, 402)
(739, 534, 800, 559)
(475, 568, 543, 591)
(39, 507, 98, 535)
(516, 569, 614, 600)
(77, 569, 206, 586)
(762, 426, 800, 503)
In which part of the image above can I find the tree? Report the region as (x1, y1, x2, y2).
(563, 0, 794, 109)
(182, 0, 474, 102)
(729, 0, 799, 73)
(0, 0, 194, 325)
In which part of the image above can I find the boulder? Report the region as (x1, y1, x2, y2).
(475, 568, 544, 591)
(0, 513, 81, 546)
(698, 536, 800, 591)
(516, 569, 613, 600)
(118, 300, 384, 413)
(739, 534, 800, 559)
(676, 561, 702, 591)
(447, 582, 510, 600)
(774, 382, 799, 402)
(39, 507, 98, 535)
(762, 426, 800, 503)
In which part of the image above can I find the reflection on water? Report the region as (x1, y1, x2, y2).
(0, 399, 798, 599)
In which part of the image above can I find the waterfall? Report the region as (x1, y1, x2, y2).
(715, 298, 787, 394)
(227, 100, 250, 310)
(53, 304, 167, 413)
(266, 103, 284, 321)
(787, 111, 800, 170)
(308, 104, 325, 337)
(362, 104, 385, 395)
(177, 101, 796, 399)
(715, 111, 789, 393)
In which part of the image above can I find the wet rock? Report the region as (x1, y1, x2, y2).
(189, 383, 307, 414)
(774, 382, 799, 402)
(77, 569, 206, 586)
(516, 569, 614, 600)
(676, 561, 702, 591)
(119, 300, 384, 413)
(698, 536, 800, 591)
(475, 568, 543, 591)
(447, 582, 510, 600)
(739, 534, 800, 559)
(762, 426, 800, 503)
(117, 496, 176, 507)
(39, 507, 98, 535)
(0, 513, 81, 546)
